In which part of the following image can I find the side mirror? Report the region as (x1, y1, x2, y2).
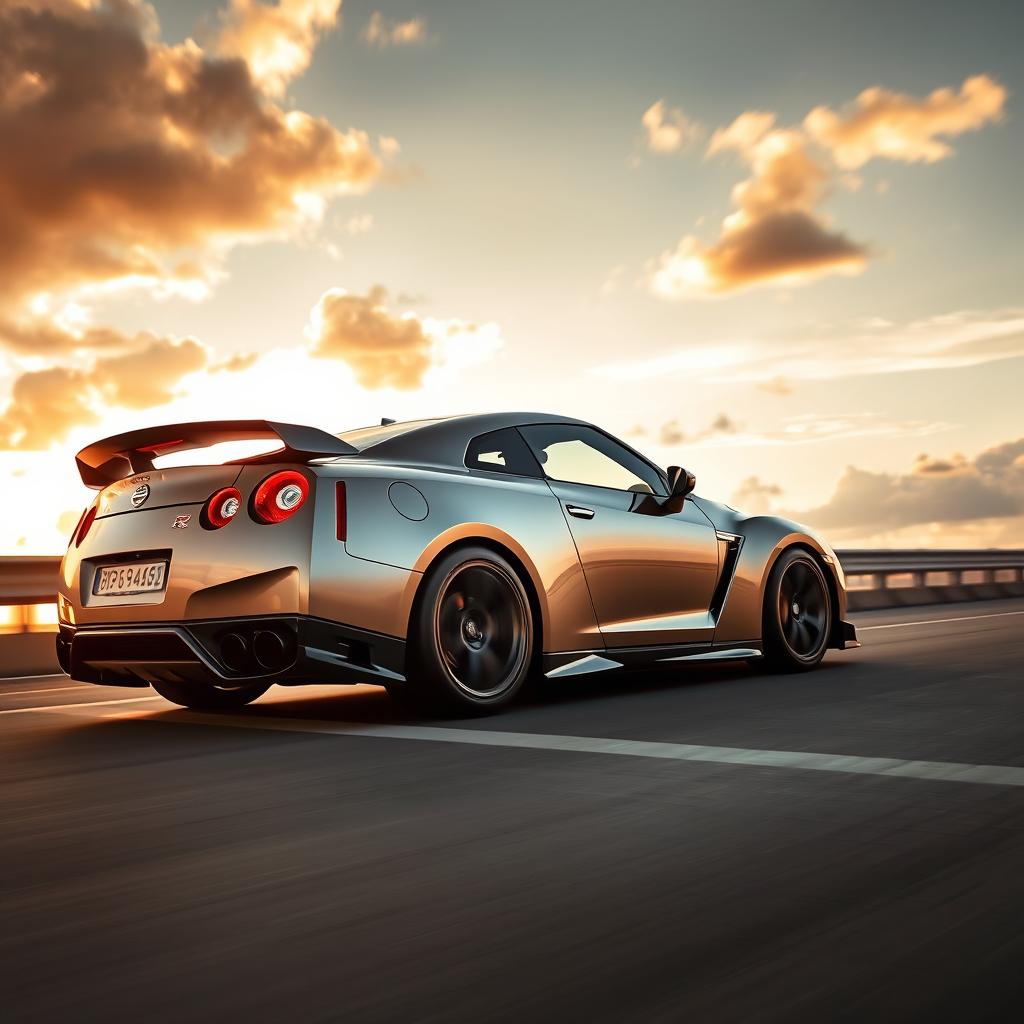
(667, 465, 696, 499)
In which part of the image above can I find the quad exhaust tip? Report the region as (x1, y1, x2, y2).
(217, 627, 294, 674)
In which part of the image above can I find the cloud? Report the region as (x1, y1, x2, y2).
(792, 438, 1024, 536)
(363, 11, 429, 48)
(804, 74, 1007, 169)
(655, 413, 740, 446)
(306, 286, 502, 389)
(215, 0, 342, 96)
(594, 308, 1024, 385)
(759, 375, 793, 396)
(652, 128, 867, 296)
(0, 0, 382, 313)
(731, 476, 782, 514)
(650, 75, 1005, 298)
(706, 111, 776, 158)
(0, 336, 209, 449)
(641, 100, 702, 154)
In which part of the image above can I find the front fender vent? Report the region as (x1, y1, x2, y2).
(710, 532, 743, 620)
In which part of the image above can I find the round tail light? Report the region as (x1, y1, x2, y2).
(252, 471, 309, 524)
(202, 487, 243, 529)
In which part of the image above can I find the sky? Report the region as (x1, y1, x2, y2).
(1, 0, 1022, 553)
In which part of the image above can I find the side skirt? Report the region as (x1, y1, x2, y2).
(543, 642, 762, 679)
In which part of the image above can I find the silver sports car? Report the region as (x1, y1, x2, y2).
(57, 413, 859, 713)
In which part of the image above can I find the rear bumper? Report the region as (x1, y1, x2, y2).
(57, 615, 406, 689)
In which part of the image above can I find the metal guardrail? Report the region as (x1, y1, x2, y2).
(0, 556, 62, 606)
(836, 549, 1024, 588)
(1, 549, 1023, 608)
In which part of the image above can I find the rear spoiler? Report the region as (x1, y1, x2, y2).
(75, 420, 358, 489)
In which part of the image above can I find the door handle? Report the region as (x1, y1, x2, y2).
(566, 504, 595, 520)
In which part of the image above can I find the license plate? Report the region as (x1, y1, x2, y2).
(93, 561, 167, 597)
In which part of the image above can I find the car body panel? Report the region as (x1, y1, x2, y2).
(545, 479, 720, 647)
(57, 412, 857, 692)
(322, 461, 601, 652)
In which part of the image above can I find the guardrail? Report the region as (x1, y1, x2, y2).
(836, 549, 1024, 610)
(0, 556, 62, 607)
(1, 549, 1023, 620)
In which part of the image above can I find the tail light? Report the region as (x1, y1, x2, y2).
(252, 471, 309, 524)
(75, 506, 97, 548)
(336, 481, 347, 541)
(202, 487, 243, 530)
(67, 508, 87, 548)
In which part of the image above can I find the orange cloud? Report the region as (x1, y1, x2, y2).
(307, 285, 433, 389)
(215, 0, 342, 97)
(306, 286, 503, 389)
(0, 0, 381, 311)
(363, 11, 429, 48)
(705, 111, 776, 158)
(0, 336, 209, 449)
(804, 74, 1007, 169)
(651, 75, 1005, 298)
(641, 100, 702, 154)
(652, 128, 866, 296)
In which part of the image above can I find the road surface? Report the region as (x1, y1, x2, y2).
(4, 600, 1024, 1022)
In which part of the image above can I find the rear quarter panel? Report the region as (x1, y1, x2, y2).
(312, 463, 600, 652)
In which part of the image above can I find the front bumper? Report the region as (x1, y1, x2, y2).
(57, 615, 406, 689)
(835, 619, 860, 650)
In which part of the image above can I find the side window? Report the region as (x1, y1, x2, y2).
(465, 428, 542, 477)
(518, 424, 666, 495)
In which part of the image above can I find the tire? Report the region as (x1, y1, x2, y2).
(396, 546, 535, 716)
(151, 679, 271, 710)
(761, 548, 832, 672)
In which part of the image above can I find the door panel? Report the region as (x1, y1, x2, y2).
(546, 480, 720, 648)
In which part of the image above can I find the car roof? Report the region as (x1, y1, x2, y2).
(338, 411, 591, 466)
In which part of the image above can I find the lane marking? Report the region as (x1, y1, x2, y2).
(859, 609, 1024, 631)
(128, 710, 1024, 789)
(0, 696, 161, 716)
(0, 684, 87, 697)
(0, 672, 66, 682)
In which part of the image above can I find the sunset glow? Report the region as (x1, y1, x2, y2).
(1, 0, 1021, 553)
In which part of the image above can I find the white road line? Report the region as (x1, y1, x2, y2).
(0, 696, 161, 715)
(0, 684, 86, 697)
(0, 672, 66, 682)
(859, 609, 1024, 631)
(130, 710, 1024, 789)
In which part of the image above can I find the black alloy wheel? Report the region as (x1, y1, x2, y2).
(762, 548, 832, 671)
(398, 546, 535, 715)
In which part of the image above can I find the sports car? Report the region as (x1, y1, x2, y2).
(57, 412, 859, 713)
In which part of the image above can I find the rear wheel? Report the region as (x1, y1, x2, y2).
(151, 679, 270, 710)
(395, 547, 534, 715)
(762, 549, 832, 672)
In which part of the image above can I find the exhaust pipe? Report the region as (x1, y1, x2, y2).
(252, 629, 288, 672)
(220, 632, 249, 673)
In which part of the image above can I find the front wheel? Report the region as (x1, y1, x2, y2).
(152, 679, 271, 710)
(397, 547, 535, 715)
(761, 549, 832, 672)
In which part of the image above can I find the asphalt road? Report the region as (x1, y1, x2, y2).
(4, 600, 1024, 1023)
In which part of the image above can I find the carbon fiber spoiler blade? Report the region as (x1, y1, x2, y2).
(75, 420, 357, 488)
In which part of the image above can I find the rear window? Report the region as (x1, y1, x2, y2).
(465, 428, 541, 477)
(337, 418, 442, 451)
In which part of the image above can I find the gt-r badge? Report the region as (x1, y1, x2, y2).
(130, 484, 150, 507)
(171, 514, 191, 529)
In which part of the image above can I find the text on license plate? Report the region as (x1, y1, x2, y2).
(93, 561, 167, 597)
